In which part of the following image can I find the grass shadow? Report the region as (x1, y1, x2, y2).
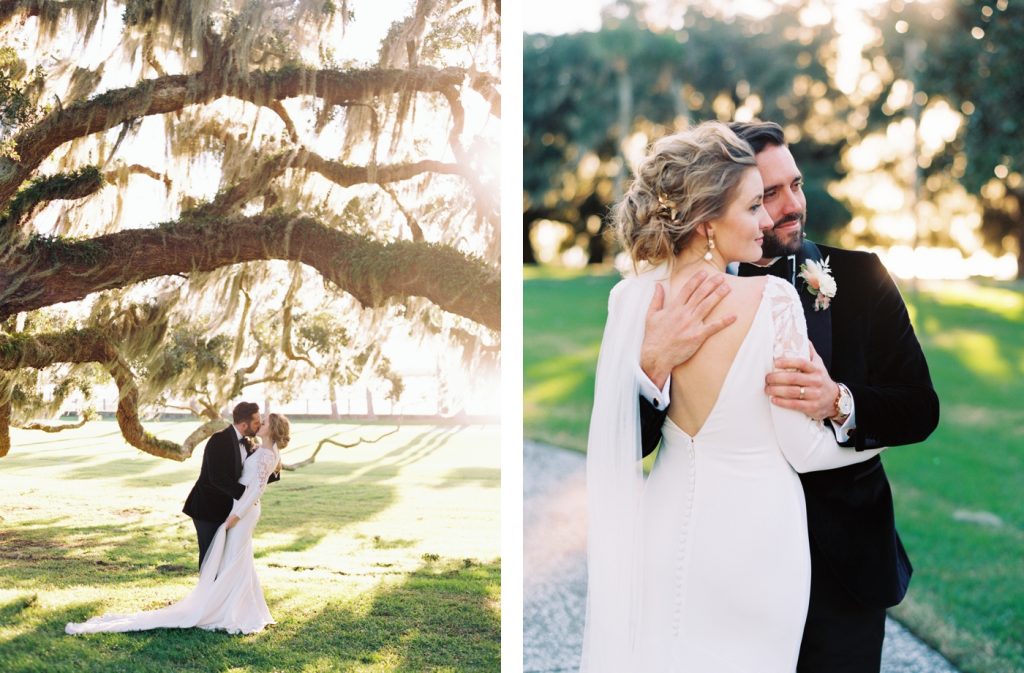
(434, 467, 501, 489)
(0, 560, 500, 673)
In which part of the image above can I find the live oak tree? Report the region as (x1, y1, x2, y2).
(0, 0, 501, 458)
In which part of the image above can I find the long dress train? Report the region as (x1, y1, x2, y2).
(66, 445, 280, 635)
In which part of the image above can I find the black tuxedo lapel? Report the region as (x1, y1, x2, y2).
(796, 240, 832, 370)
(229, 428, 244, 478)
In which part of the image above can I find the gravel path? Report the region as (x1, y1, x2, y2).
(523, 440, 961, 673)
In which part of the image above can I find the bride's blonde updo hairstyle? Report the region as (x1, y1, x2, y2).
(615, 121, 757, 266)
(266, 413, 290, 449)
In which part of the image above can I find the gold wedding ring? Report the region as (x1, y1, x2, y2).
(799, 387, 806, 400)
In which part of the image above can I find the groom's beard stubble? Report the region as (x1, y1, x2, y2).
(761, 211, 806, 258)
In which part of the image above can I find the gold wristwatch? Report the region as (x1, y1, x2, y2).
(832, 383, 853, 424)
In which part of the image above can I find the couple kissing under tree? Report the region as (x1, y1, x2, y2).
(67, 402, 289, 635)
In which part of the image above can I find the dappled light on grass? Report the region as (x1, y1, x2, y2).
(524, 270, 620, 452)
(525, 366, 593, 409)
(911, 283, 1024, 384)
(920, 281, 1024, 322)
(0, 421, 499, 672)
(929, 330, 1015, 382)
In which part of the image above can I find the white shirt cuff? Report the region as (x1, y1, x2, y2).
(636, 363, 671, 410)
(830, 406, 856, 443)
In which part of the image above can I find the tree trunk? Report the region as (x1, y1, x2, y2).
(365, 387, 376, 419)
(588, 226, 606, 265)
(0, 397, 10, 458)
(329, 383, 339, 419)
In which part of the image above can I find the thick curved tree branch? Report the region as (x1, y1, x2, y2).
(0, 327, 187, 460)
(298, 152, 468, 187)
(0, 212, 500, 330)
(181, 418, 230, 455)
(204, 149, 474, 217)
(281, 269, 316, 368)
(0, 65, 497, 208)
(2, 167, 105, 228)
(267, 100, 299, 143)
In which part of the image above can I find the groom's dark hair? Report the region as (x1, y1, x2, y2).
(232, 402, 260, 424)
(728, 120, 786, 154)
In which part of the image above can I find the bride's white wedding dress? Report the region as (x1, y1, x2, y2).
(66, 445, 280, 636)
(581, 274, 883, 673)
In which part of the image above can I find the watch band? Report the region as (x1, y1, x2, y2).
(832, 383, 852, 422)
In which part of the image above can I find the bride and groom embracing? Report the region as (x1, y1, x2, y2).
(581, 121, 939, 672)
(67, 402, 290, 636)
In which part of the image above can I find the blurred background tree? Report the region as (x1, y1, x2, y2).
(524, 0, 1020, 280)
(893, 0, 1024, 276)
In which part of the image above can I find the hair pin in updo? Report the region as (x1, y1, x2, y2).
(657, 193, 681, 222)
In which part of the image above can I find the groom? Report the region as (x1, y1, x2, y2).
(182, 401, 279, 567)
(637, 120, 939, 673)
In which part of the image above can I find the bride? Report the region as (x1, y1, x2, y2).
(579, 123, 883, 672)
(66, 413, 290, 636)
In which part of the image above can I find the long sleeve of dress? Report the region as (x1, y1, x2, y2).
(229, 448, 277, 520)
(765, 278, 884, 473)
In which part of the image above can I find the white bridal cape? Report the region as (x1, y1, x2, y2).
(66, 445, 280, 636)
(579, 271, 882, 673)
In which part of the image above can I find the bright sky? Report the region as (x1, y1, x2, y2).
(336, 0, 415, 62)
(522, 0, 606, 34)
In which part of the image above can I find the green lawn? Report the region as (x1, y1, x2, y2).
(524, 267, 1024, 673)
(0, 421, 500, 673)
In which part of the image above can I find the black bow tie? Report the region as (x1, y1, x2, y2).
(739, 255, 795, 285)
(240, 436, 254, 454)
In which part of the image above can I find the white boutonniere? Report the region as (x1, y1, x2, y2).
(798, 257, 837, 311)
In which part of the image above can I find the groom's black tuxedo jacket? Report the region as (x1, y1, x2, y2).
(182, 425, 280, 523)
(639, 241, 939, 609)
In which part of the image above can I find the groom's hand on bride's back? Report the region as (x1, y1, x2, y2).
(640, 271, 737, 389)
